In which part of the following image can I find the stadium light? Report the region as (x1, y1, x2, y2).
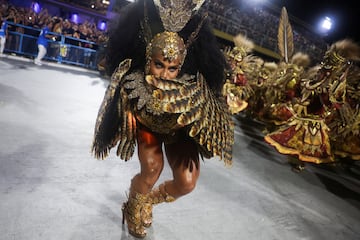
(32, 2, 41, 14)
(244, 0, 267, 5)
(321, 17, 332, 30)
(317, 16, 333, 36)
(71, 13, 79, 24)
(98, 20, 107, 31)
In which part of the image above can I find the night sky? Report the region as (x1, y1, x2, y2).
(228, 0, 359, 44)
(266, 0, 359, 43)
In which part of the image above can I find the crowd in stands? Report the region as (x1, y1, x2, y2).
(57, 0, 110, 13)
(201, 0, 328, 64)
(0, 0, 329, 67)
(0, 0, 108, 66)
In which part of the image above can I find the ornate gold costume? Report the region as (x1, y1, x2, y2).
(262, 8, 360, 166)
(264, 38, 360, 165)
(92, 58, 234, 165)
(92, 2, 233, 236)
(264, 113, 333, 163)
(222, 35, 260, 114)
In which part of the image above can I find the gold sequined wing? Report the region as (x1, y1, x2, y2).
(91, 59, 137, 161)
(149, 74, 235, 166)
(187, 74, 234, 166)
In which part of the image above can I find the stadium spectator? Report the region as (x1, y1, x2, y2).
(0, 15, 7, 56)
(34, 20, 53, 65)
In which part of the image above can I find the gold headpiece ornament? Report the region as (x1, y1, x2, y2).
(153, 0, 205, 32)
(145, 31, 187, 74)
(147, 31, 186, 63)
(144, 0, 208, 74)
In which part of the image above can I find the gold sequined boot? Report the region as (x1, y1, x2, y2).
(142, 182, 176, 227)
(122, 192, 147, 238)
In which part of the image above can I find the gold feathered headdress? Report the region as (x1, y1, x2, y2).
(143, 0, 208, 73)
(153, 0, 205, 32)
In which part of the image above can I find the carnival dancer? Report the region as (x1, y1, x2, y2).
(91, 0, 234, 238)
(222, 34, 259, 114)
(265, 39, 360, 170)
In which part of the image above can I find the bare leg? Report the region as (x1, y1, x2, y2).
(122, 127, 164, 237)
(130, 127, 164, 196)
(142, 137, 200, 227)
(163, 138, 200, 199)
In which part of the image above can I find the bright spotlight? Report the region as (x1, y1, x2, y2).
(243, 0, 266, 7)
(98, 20, 107, 31)
(321, 17, 332, 30)
(71, 13, 79, 24)
(317, 16, 333, 36)
(32, 2, 41, 14)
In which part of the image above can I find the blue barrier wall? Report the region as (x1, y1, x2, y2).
(3, 22, 102, 70)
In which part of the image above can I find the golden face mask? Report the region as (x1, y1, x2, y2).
(146, 31, 187, 74)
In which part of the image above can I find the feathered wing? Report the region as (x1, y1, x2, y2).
(189, 74, 234, 166)
(150, 73, 235, 166)
(91, 59, 137, 161)
(277, 7, 294, 63)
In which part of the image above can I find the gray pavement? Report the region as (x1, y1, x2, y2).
(0, 55, 359, 240)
